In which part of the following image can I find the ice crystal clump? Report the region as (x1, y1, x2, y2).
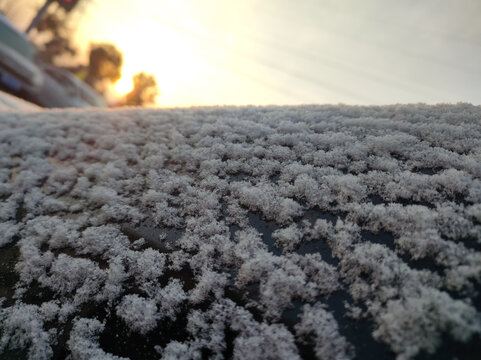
(1, 104, 481, 359)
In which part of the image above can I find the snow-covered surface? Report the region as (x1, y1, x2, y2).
(0, 104, 480, 359)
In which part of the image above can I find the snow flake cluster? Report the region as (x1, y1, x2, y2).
(1, 104, 480, 359)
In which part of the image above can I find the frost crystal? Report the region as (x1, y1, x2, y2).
(1, 104, 480, 359)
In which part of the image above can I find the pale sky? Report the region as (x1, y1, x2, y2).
(19, 0, 481, 107)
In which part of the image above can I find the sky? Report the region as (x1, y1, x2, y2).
(15, 0, 481, 107)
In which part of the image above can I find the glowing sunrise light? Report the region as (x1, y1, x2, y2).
(78, 0, 481, 107)
(114, 76, 134, 95)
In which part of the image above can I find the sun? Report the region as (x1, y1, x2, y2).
(114, 76, 134, 95)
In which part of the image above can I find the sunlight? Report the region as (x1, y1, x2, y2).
(113, 75, 134, 95)
(83, 15, 210, 106)
(78, 1, 266, 107)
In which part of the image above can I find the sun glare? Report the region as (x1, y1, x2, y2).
(81, 1, 232, 107)
(114, 76, 134, 95)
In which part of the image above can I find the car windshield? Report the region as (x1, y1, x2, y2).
(0, 15, 37, 60)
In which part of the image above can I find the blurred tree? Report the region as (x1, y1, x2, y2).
(84, 43, 123, 93)
(1, 0, 131, 106)
(34, 10, 76, 64)
(124, 72, 159, 106)
(1, 0, 92, 65)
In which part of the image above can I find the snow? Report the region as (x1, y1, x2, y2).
(0, 303, 55, 360)
(0, 104, 481, 359)
(295, 303, 353, 360)
(116, 294, 159, 335)
(67, 318, 127, 360)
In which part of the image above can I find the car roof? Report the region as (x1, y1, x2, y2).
(0, 104, 480, 359)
